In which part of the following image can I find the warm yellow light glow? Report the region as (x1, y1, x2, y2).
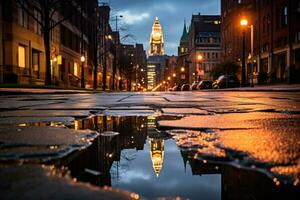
(167, 77, 171, 80)
(181, 67, 185, 72)
(172, 73, 176, 77)
(18, 46, 26, 68)
(53, 57, 57, 62)
(80, 55, 85, 62)
(74, 62, 78, 77)
(107, 35, 112, 40)
(240, 18, 248, 26)
(118, 76, 121, 80)
(163, 81, 166, 84)
(197, 54, 203, 61)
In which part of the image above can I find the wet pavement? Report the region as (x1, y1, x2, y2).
(0, 91, 299, 199)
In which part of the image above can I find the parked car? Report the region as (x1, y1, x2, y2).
(213, 75, 240, 89)
(197, 80, 213, 90)
(173, 85, 182, 91)
(191, 81, 199, 90)
(181, 84, 190, 91)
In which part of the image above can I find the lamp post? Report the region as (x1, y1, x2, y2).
(81, 55, 85, 88)
(250, 24, 254, 87)
(80, 0, 85, 89)
(240, 19, 248, 87)
(197, 54, 203, 82)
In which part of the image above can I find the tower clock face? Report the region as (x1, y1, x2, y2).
(153, 32, 161, 40)
(149, 17, 164, 56)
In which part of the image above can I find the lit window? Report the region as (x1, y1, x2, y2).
(18, 45, 26, 68)
(74, 62, 78, 76)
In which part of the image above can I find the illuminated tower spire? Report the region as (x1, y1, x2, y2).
(149, 138, 164, 177)
(149, 17, 164, 56)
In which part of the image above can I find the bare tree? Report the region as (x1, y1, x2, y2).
(16, 0, 78, 86)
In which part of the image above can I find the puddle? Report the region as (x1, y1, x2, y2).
(1, 115, 298, 199)
(56, 116, 298, 199)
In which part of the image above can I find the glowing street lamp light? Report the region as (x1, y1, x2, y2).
(80, 55, 85, 63)
(181, 67, 185, 72)
(167, 76, 171, 80)
(240, 19, 248, 26)
(197, 54, 203, 61)
(196, 54, 203, 82)
(172, 73, 176, 77)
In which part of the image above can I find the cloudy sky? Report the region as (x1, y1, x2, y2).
(106, 0, 220, 56)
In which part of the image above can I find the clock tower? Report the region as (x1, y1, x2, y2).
(149, 17, 164, 56)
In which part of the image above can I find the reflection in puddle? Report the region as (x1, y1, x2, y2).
(14, 116, 298, 199)
(59, 116, 297, 199)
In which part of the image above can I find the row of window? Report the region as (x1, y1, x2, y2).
(200, 52, 220, 60)
(60, 25, 82, 53)
(18, 45, 41, 77)
(18, 2, 42, 35)
(196, 37, 221, 44)
(201, 63, 218, 72)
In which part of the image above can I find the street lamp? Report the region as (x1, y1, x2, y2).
(172, 73, 176, 77)
(197, 54, 203, 82)
(240, 18, 248, 87)
(167, 76, 171, 81)
(81, 54, 85, 88)
(181, 67, 185, 72)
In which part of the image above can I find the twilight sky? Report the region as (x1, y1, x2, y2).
(107, 0, 220, 56)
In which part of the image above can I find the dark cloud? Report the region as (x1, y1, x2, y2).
(107, 0, 220, 55)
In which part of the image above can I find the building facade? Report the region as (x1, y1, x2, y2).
(0, 0, 98, 87)
(177, 21, 190, 85)
(148, 17, 164, 56)
(221, 0, 300, 84)
(119, 43, 147, 91)
(188, 14, 221, 83)
(147, 17, 168, 90)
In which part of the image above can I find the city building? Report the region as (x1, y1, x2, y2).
(0, 0, 98, 87)
(147, 55, 168, 90)
(165, 55, 178, 87)
(147, 17, 167, 90)
(221, 0, 300, 84)
(149, 138, 164, 177)
(177, 21, 190, 85)
(119, 43, 147, 91)
(188, 13, 221, 83)
(0, 1, 3, 83)
(148, 17, 164, 56)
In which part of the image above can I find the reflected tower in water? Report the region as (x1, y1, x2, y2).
(149, 138, 164, 177)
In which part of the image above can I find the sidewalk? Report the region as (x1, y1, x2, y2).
(0, 88, 97, 95)
(209, 84, 300, 92)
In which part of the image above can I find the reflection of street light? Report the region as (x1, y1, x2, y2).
(240, 18, 248, 87)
